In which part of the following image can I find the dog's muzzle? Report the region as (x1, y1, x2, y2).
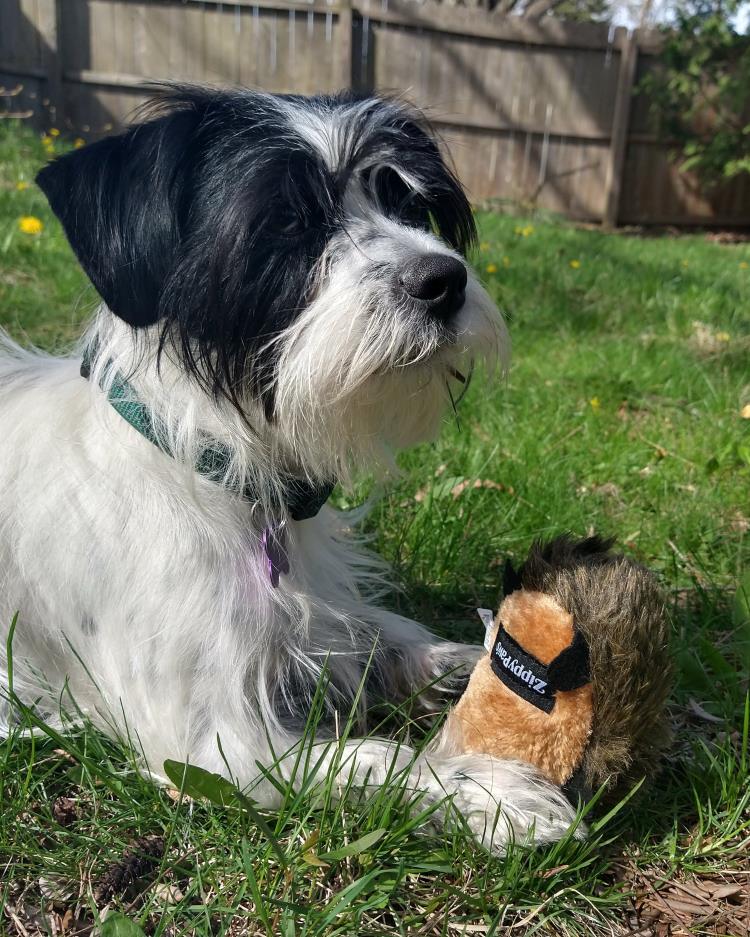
(398, 253, 467, 321)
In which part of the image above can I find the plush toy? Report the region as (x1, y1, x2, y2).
(443, 535, 672, 799)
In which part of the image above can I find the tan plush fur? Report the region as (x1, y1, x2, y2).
(443, 535, 672, 797)
(445, 591, 594, 786)
(520, 537, 672, 790)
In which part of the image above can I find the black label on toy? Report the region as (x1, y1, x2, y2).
(490, 624, 556, 714)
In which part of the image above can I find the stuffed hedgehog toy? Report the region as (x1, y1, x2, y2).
(442, 535, 672, 799)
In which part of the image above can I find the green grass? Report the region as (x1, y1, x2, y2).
(2, 123, 749, 936)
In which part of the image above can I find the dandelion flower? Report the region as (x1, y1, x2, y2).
(18, 216, 44, 235)
(570, 259, 581, 269)
(716, 331, 730, 342)
(486, 263, 498, 274)
(681, 260, 689, 268)
(73, 137, 85, 149)
(590, 396, 601, 411)
(15, 181, 29, 191)
(522, 225, 534, 237)
(502, 256, 510, 268)
(48, 128, 60, 137)
(479, 241, 490, 251)
(41, 134, 53, 146)
(740, 261, 748, 270)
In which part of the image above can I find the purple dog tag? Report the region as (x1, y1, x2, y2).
(262, 522, 290, 588)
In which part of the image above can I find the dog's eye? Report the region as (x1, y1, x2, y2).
(365, 167, 430, 230)
(269, 204, 307, 239)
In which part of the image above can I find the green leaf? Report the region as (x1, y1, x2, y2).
(733, 572, 750, 628)
(676, 647, 713, 693)
(696, 635, 736, 682)
(163, 759, 253, 809)
(300, 829, 320, 852)
(166, 762, 288, 866)
(298, 829, 330, 867)
(101, 914, 147, 937)
(302, 849, 330, 868)
(321, 828, 387, 861)
(66, 764, 88, 786)
(705, 456, 720, 474)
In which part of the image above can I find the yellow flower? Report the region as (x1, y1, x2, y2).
(73, 137, 85, 149)
(590, 396, 601, 411)
(740, 261, 748, 270)
(514, 224, 534, 237)
(479, 241, 490, 251)
(570, 259, 581, 269)
(15, 181, 29, 191)
(485, 263, 498, 274)
(716, 331, 730, 342)
(41, 134, 53, 146)
(681, 260, 689, 268)
(18, 216, 44, 235)
(48, 128, 60, 137)
(502, 256, 511, 268)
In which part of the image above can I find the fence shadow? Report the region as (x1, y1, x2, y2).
(0, 0, 114, 135)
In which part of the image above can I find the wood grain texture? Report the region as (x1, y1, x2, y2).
(1, 0, 747, 225)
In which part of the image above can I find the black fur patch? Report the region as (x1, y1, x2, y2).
(37, 87, 476, 420)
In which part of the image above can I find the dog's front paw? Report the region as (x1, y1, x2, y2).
(416, 641, 484, 709)
(424, 753, 584, 854)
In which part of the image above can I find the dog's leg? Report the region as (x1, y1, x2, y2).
(399, 640, 486, 715)
(253, 731, 582, 854)
(360, 608, 485, 712)
(424, 639, 485, 692)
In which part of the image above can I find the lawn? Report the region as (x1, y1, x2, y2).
(1, 123, 749, 936)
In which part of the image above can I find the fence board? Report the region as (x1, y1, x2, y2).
(1, 0, 747, 226)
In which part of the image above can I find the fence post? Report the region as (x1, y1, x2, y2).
(338, 0, 353, 90)
(602, 28, 638, 229)
(39, 0, 65, 128)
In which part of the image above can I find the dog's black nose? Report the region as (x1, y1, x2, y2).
(399, 254, 467, 320)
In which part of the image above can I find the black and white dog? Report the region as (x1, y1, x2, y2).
(0, 88, 578, 851)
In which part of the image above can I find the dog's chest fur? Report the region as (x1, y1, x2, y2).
(0, 347, 409, 769)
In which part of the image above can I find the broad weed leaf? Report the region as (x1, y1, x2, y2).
(321, 828, 387, 861)
(163, 759, 253, 809)
(101, 913, 147, 937)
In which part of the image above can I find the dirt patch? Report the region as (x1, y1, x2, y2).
(623, 862, 750, 935)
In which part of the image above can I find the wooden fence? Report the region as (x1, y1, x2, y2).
(2, 0, 749, 227)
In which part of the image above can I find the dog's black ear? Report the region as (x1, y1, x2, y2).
(36, 110, 198, 327)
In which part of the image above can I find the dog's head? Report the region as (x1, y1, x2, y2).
(38, 88, 507, 478)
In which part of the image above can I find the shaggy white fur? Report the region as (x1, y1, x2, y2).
(0, 89, 581, 853)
